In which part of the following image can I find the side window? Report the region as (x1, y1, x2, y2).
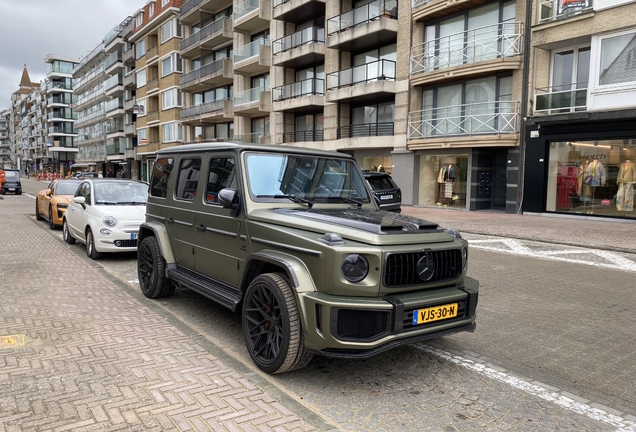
(149, 157, 174, 198)
(175, 158, 202, 200)
(205, 157, 236, 204)
(77, 182, 91, 205)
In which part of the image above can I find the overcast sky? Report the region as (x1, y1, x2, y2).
(0, 0, 149, 110)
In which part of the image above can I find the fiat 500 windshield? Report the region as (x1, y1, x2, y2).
(246, 153, 371, 204)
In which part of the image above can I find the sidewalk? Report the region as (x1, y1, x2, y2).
(399, 205, 636, 254)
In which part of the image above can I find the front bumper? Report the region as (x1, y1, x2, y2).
(96, 230, 139, 252)
(297, 277, 478, 358)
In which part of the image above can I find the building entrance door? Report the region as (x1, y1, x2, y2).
(492, 151, 507, 208)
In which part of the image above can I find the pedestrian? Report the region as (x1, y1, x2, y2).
(116, 169, 122, 178)
(106, 168, 115, 178)
(98, 170, 103, 178)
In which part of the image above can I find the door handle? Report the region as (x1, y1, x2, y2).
(196, 224, 206, 232)
(167, 217, 174, 224)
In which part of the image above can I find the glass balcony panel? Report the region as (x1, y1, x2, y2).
(273, 27, 324, 54)
(328, 0, 397, 35)
(234, 0, 259, 21)
(273, 78, 324, 101)
(327, 59, 396, 89)
(234, 38, 269, 63)
(534, 85, 588, 114)
(234, 87, 268, 106)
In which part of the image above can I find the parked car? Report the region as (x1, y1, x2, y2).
(63, 179, 149, 259)
(35, 179, 81, 229)
(1, 169, 22, 195)
(363, 170, 402, 212)
(136, 142, 478, 374)
(72, 171, 99, 179)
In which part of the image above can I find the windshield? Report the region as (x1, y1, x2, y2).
(4, 171, 19, 180)
(245, 153, 370, 203)
(94, 182, 149, 204)
(56, 182, 80, 195)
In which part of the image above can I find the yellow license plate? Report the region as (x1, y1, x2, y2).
(412, 303, 458, 325)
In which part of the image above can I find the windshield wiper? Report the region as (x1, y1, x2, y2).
(257, 194, 314, 208)
(116, 201, 146, 205)
(327, 196, 364, 207)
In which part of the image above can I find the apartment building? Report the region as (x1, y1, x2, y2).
(10, 66, 39, 171)
(43, 54, 80, 175)
(0, 110, 11, 168)
(523, 0, 636, 220)
(129, 0, 184, 181)
(73, 18, 134, 176)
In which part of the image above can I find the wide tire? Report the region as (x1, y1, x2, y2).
(137, 236, 175, 299)
(48, 206, 56, 230)
(242, 273, 313, 374)
(35, 200, 44, 220)
(86, 228, 101, 260)
(63, 219, 76, 244)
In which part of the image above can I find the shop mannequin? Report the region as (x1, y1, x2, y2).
(578, 160, 591, 202)
(616, 160, 635, 212)
(436, 163, 455, 206)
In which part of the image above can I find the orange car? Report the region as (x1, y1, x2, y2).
(35, 179, 81, 229)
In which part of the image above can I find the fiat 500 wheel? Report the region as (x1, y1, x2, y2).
(86, 228, 101, 260)
(137, 236, 175, 298)
(63, 219, 76, 244)
(242, 273, 313, 374)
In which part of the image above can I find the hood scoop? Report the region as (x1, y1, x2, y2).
(273, 208, 442, 235)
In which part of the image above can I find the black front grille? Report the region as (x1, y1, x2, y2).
(115, 239, 138, 248)
(335, 309, 389, 341)
(384, 249, 462, 287)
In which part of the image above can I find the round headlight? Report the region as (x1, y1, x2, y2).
(103, 216, 117, 227)
(341, 254, 369, 283)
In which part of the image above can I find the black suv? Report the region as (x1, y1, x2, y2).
(363, 171, 401, 212)
(1, 169, 22, 195)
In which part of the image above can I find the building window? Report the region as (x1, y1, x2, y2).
(135, 39, 146, 59)
(598, 30, 636, 87)
(162, 0, 170, 6)
(136, 69, 147, 87)
(136, 99, 147, 116)
(149, 3, 154, 16)
(135, 13, 144, 28)
(162, 88, 182, 110)
(138, 128, 148, 144)
(161, 19, 182, 44)
(163, 122, 183, 142)
(161, 53, 182, 77)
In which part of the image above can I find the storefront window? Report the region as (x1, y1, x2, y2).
(418, 154, 468, 207)
(547, 140, 636, 217)
(358, 156, 393, 175)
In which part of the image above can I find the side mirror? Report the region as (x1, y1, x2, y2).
(218, 188, 240, 216)
(46, 189, 53, 197)
(73, 196, 86, 209)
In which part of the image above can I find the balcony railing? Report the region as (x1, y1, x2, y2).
(327, 59, 396, 90)
(234, 132, 267, 144)
(181, 0, 202, 15)
(534, 84, 587, 114)
(538, 0, 594, 24)
(47, 111, 78, 120)
(234, 87, 268, 106)
(48, 126, 75, 134)
(46, 64, 74, 75)
(181, 58, 228, 86)
(48, 95, 77, 105)
(273, 78, 324, 101)
(233, 38, 270, 63)
(283, 130, 324, 143)
(181, 99, 229, 117)
(410, 22, 523, 75)
(234, 0, 259, 21)
(105, 98, 123, 112)
(337, 122, 393, 139)
(181, 16, 230, 51)
(327, 0, 397, 35)
(408, 101, 520, 139)
(273, 27, 324, 55)
(104, 51, 122, 70)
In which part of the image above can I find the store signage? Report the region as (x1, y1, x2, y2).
(559, 0, 589, 14)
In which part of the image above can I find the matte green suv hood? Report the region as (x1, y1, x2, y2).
(249, 208, 455, 245)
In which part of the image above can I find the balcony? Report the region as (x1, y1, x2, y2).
(181, 0, 231, 25)
(233, 39, 272, 75)
(233, 87, 271, 116)
(181, 58, 234, 91)
(123, 47, 135, 65)
(124, 97, 136, 111)
(147, 78, 160, 94)
(412, 0, 494, 23)
(327, 0, 397, 51)
(282, 130, 324, 143)
(538, 0, 594, 25)
(48, 126, 75, 135)
(326, 59, 399, 103)
(233, 0, 272, 33)
(273, 0, 325, 24)
(147, 110, 160, 123)
(337, 122, 393, 139)
(124, 122, 136, 136)
(272, 27, 325, 68)
(123, 70, 136, 89)
(234, 132, 270, 144)
(272, 78, 325, 112)
(104, 51, 123, 73)
(534, 84, 587, 115)
(408, 100, 520, 146)
(181, 16, 233, 59)
(146, 45, 159, 61)
(180, 99, 234, 124)
(410, 22, 524, 86)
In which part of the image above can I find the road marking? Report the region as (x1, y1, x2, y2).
(468, 238, 636, 272)
(418, 345, 636, 432)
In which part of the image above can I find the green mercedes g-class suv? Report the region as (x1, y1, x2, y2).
(137, 142, 478, 374)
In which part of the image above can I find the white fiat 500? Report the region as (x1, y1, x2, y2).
(63, 179, 149, 259)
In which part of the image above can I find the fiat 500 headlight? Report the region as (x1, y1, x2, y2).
(341, 254, 369, 283)
(103, 216, 117, 227)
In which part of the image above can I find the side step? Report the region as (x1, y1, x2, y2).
(167, 264, 241, 312)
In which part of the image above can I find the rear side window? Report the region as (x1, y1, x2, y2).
(205, 157, 236, 204)
(149, 157, 174, 198)
(175, 158, 202, 200)
(367, 176, 395, 190)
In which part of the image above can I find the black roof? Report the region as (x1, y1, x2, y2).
(155, 141, 355, 159)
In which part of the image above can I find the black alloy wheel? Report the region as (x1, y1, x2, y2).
(35, 200, 44, 221)
(48, 206, 55, 230)
(242, 273, 312, 374)
(137, 236, 175, 298)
